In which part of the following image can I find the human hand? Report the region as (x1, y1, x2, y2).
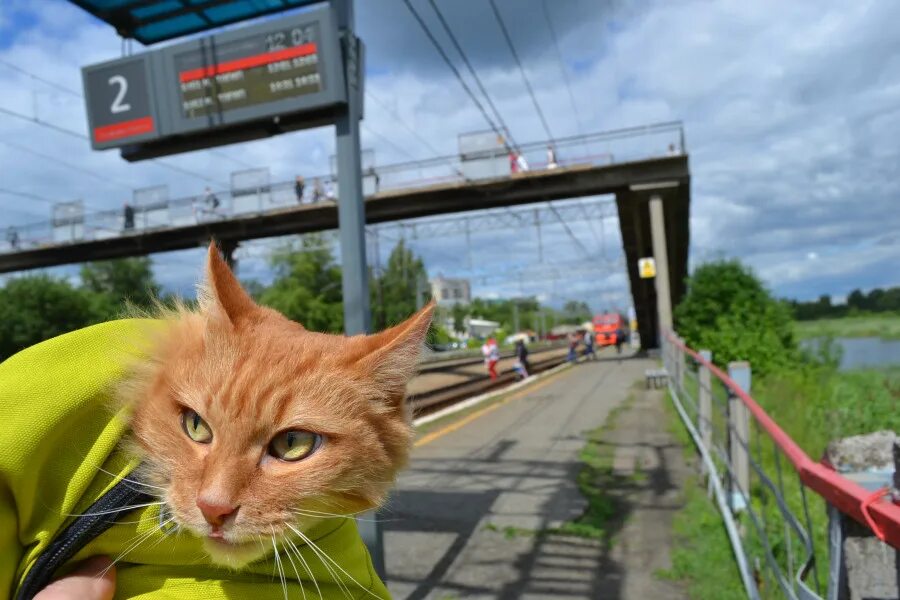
(33, 556, 115, 600)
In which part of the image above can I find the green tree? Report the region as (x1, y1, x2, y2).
(674, 259, 796, 376)
(562, 300, 592, 323)
(80, 257, 160, 317)
(372, 239, 428, 329)
(258, 235, 344, 333)
(451, 303, 468, 334)
(0, 275, 101, 360)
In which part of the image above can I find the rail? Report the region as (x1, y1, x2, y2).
(0, 121, 685, 253)
(663, 332, 900, 599)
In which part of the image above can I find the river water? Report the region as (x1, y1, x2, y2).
(803, 337, 900, 371)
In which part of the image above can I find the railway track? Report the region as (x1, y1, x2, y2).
(408, 346, 570, 416)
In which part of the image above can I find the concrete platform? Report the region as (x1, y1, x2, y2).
(384, 355, 688, 600)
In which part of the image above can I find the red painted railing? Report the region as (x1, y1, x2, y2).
(667, 334, 900, 550)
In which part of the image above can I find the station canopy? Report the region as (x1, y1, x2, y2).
(67, 0, 323, 45)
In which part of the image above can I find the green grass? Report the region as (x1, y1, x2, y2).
(662, 361, 900, 598)
(794, 313, 900, 340)
(541, 395, 633, 540)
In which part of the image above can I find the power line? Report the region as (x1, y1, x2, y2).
(399, 0, 510, 149)
(541, 0, 586, 136)
(424, 0, 519, 150)
(0, 59, 234, 185)
(0, 139, 134, 192)
(488, 0, 555, 142)
(549, 203, 590, 258)
(0, 187, 60, 204)
(361, 123, 420, 162)
(0, 58, 82, 98)
(0, 105, 87, 140)
(365, 91, 447, 158)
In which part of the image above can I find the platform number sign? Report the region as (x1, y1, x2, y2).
(83, 57, 156, 148)
(638, 257, 657, 279)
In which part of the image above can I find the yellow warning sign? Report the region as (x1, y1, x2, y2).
(638, 257, 656, 279)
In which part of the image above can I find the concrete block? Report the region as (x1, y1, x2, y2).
(825, 430, 897, 471)
(843, 536, 899, 600)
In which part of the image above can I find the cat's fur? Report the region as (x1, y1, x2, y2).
(118, 243, 433, 567)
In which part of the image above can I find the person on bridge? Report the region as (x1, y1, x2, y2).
(294, 176, 305, 203)
(311, 178, 324, 203)
(123, 202, 135, 231)
(546, 145, 559, 169)
(204, 187, 220, 213)
(6, 226, 19, 250)
(324, 179, 336, 201)
(482, 337, 500, 380)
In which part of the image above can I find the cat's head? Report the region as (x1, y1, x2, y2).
(126, 243, 433, 567)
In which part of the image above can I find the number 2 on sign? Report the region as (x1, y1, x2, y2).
(108, 75, 131, 114)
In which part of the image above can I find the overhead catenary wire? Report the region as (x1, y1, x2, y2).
(365, 91, 449, 159)
(488, 0, 555, 143)
(0, 59, 235, 185)
(424, 0, 520, 151)
(540, 0, 586, 137)
(398, 0, 511, 151)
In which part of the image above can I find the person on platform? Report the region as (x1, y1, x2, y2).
(294, 176, 305, 203)
(514, 339, 530, 379)
(567, 332, 579, 363)
(583, 328, 596, 360)
(123, 202, 135, 231)
(615, 327, 626, 355)
(482, 337, 500, 380)
(546, 145, 559, 169)
(324, 179, 336, 201)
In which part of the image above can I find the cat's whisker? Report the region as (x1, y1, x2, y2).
(279, 538, 306, 600)
(287, 523, 381, 600)
(287, 525, 351, 600)
(62, 501, 166, 518)
(290, 509, 392, 524)
(270, 530, 289, 600)
(97, 517, 175, 579)
(283, 532, 323, 600)
(86, 463, 168, 491)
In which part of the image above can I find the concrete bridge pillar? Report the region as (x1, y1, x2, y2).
(649, 194, 673, 342)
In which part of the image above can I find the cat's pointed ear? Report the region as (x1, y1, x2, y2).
(203, 242, 257, 326)
(354, 301, 436, 406)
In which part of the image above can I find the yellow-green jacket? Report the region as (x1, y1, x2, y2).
(0, 320, 389, 599)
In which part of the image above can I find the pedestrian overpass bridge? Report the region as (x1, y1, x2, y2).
(0, 122, 689, 348)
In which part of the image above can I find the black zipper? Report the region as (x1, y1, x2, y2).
(15, 477, 154, 600)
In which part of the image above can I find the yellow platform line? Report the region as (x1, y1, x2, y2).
(414, 366, 575, 448)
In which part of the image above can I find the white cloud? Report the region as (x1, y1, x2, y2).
(1, 0, 899, 312)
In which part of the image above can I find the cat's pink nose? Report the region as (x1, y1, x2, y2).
(196, 496, 238, 528)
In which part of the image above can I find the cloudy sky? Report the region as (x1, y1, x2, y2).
(1, 0, 898, 311)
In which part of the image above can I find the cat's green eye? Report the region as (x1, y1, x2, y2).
(181, 409, 212, 444)
(269, 430, 321, 462)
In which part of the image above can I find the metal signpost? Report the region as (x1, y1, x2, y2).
(79, 0, 380, 575)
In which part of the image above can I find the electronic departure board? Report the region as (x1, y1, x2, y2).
(82, 6, 351, 158)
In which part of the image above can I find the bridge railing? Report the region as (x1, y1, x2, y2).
(663, 333, 900, 599)
(0, 121, 685, 254)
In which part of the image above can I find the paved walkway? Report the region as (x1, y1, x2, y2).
(384, 355, 688, 599)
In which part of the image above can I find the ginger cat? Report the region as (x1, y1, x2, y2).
(121, 243, 433, 569)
